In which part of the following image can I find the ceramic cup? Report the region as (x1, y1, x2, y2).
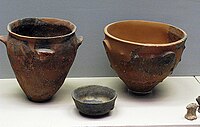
(72, 85, 117, 116)
(103, 20, 187, 94)
(0, 17, 83, 102)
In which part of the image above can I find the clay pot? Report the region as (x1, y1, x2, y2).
(103, 20, 187, 94)
(0, 17, 83, 102)
(72, 85, 117, 116)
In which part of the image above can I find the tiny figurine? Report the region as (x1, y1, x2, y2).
(185, 103, 199, 120)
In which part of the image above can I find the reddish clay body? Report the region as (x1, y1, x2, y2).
(0, 18, 83, 102)
(103, 20, 187, 93)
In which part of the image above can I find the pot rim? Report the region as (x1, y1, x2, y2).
(104, 20, 187, 47)
(71, 85, 117, 105)
(7, 17, 77, 39)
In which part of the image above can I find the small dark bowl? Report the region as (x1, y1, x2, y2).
(71, 85, 117, 116)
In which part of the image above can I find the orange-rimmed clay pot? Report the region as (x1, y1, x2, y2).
(103, 20, 187, 94)
(0, 17, 83, 102)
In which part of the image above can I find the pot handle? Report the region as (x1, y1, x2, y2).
(103, 39, 111, 50)
(130, 51, 176, 75)
(153, 51, 176, 66)
(132, 51, 176, 65)
(154, 52, 176, 72)
(35, 48, 55, 61)
(76, 36, 83, 48)
(0, 35, 7, 45)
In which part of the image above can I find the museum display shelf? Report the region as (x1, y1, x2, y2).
(0, 76, 200, 127)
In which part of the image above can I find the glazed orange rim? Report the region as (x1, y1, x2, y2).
(7, 17, 77, 39)
(104, 20, 187, 47)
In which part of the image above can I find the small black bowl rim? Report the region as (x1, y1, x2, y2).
(71, 85, 117, 105)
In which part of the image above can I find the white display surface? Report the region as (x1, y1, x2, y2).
(0, 76, 200, 127)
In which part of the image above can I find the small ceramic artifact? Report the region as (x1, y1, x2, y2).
(185, 103, 199, 120)
(103, 20, 187, 94)
(196, 96, 200, 113)
(71, 85, 117, 116)
(0, 17, 83, 102)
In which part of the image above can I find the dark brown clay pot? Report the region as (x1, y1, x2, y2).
(0, 17, 83, 102)
(103, 20, 187, 94)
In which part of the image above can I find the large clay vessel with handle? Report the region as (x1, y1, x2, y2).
(0, 17, 83, 102)
(103, 20, 187, 94)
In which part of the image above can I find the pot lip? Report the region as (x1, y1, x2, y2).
(71, 85, 117, 105)
(7, 17, 77, 39)
(104, 20, 187, 47)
